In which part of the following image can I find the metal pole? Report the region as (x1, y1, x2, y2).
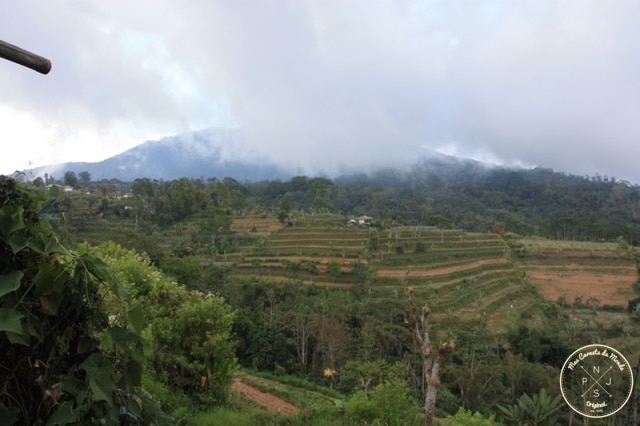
(0, 39, 51, 74)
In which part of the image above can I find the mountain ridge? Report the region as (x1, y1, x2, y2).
(27, 128, 293, 182)
(24, 127, 617, 188)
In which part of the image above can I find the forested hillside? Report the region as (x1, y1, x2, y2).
(8, 166, 640, 425)
(31, 156, 640, 245)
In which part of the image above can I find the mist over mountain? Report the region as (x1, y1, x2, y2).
(25, 127, 611, 189)
(28, 128, 293, 182)
(22, 126, 640, 244)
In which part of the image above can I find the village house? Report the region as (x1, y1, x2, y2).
(347, 215, 374, 227)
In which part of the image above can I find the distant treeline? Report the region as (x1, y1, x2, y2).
(32, 158, 640, 244)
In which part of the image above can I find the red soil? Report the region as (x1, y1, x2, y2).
(527, 263, 636, 307)
(231, 379, 300, 415)
(376, 258, 508, 277)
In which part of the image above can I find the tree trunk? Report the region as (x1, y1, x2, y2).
(405, 288, 454, 426)
(423, 382, 438, 426)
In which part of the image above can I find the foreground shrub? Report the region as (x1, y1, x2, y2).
(441, 407, 495, 425)
(96, 242, 237, 407)
(344, 378, 419, 425)
(0, 176, 172, 424)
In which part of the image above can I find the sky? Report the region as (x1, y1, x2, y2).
(2, 1, 640, 182)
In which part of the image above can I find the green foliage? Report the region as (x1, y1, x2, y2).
(17, 169, 640, 422)
(277, 209, 289, 225)
(344, 391, 377, 424)
(63, 170, 78, 188)
(158, 255, 204, 290)
(429, 214, 453, 229)
(78, 171, 92, 187)
(434, 386, 462, 418)
(326, 261, 341, 281)
(0, 176, 171, 425)
(441, 407, 495, 426)
(188, 406, 256, 426)
(496, 389, 563, 426)
(337, 359, 403, 395)
(131, 178, 155, 198)
(151, 290, 236, 404)
(95, 242, 237, 406)
(506, 324, 571, 365)
(344, 378, 419, 425)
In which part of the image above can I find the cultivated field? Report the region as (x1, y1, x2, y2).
(516, 238, 636, 308)
(215, 215, 640, 330)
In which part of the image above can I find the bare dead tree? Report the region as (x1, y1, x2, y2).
(405, 287, 455, 426)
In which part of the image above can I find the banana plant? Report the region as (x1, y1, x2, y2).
(496, 388, 564, 426)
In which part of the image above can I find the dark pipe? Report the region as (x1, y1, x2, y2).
(0, 40, 51, 74)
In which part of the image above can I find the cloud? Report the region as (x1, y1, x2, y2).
(2, 1, 640, 182)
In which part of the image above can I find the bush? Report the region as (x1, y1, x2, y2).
(497, 389, 563, 426)
(344, 378, 419, 426)
(0, 176, 173, 424)
(441, 407, 495, 425)
(96, 242, 237, 407)
(434, 386, 461, 417)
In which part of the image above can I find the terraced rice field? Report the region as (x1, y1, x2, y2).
(218, 215, 640, 329)
(218, 217, 537, 327)
(516, 239, 637, 307)
(230, 216, 284, 236)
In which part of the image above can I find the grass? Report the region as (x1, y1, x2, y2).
(518, 237, 621, 251)
(234, 374, 342, 411)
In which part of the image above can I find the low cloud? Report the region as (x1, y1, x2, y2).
(2, 1, 640, 181)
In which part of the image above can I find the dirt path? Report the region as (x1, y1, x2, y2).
(231, 379, 301, 415)
(376, 258, 508, 277)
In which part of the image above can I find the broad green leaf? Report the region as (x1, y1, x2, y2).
(33, 263, 67, 297)
(123, 359, 142, 387)
(6, 329, 30, 346)
(39, 293, 64, 316)
(0, 308, 26, 337)
(77, 253, 111, 282)
(26, 315, 43, 342)
(110, 278, 130, 302)
(27, 234, 64, 255)
(127, 302, 144, 335)
(0, 402, 19, 425)
(78, 253, 131, 302)
(76, 334, 95, 355)
(106, 326, 132, 354)
(132, 339, 145, 364)
(45, 401, 77, 425)
(81, 353, 115, 404)
(6, 232, 29, 254)
(0, 205, 25, 239)
(0, 270, 23, 298)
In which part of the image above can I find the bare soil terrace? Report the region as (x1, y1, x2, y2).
(375, 258, 509, 277)
(526, 263, 636, 307)
(231, 379, 300, 415)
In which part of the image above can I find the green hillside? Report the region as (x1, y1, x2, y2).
(29, 176, 640, 425)
(210, 215, 636, 331)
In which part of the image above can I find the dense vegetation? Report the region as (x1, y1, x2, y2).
(33, 158, 640, 246)
(6, 164, 640, 424)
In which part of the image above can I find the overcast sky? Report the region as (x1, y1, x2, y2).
(2, 1, 640, 182)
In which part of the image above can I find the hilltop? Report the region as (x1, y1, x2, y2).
(26, 128, 293, 182)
